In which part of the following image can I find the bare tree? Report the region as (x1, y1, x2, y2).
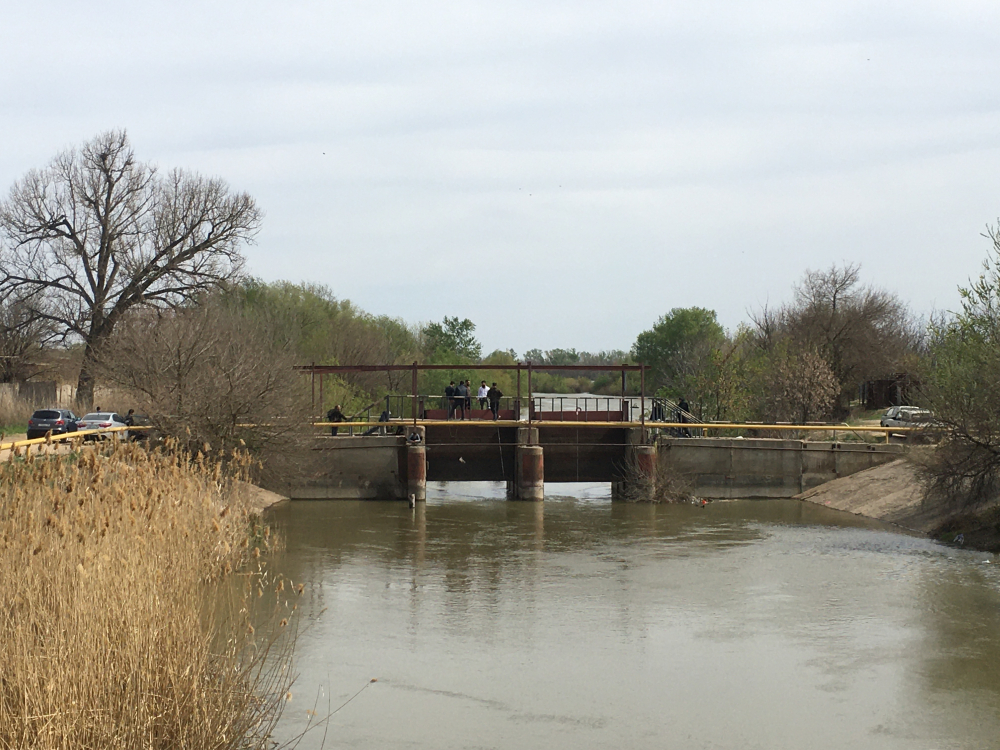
(750, 263, 918, 414)
(97, 298, 310, 458)
(0, 291, 56, 382)
(0, 130, 261, 408)
(762, 346, 840, 423)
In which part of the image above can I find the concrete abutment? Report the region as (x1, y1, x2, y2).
(655, 437, 906, 498)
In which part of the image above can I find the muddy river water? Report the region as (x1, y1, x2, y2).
(267, 483, 1000, 749)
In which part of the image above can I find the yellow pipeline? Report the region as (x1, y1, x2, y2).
(0, 425, 148, 452)
(3, 420, 912, 452)
(312, 420, 919, 432)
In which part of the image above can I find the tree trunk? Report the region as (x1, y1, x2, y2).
(76, 338, 100, 412)
(76, 363, 95, 412)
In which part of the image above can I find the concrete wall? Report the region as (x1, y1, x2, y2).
(0, 381, 61, 410)
(278, 435, 406, 500)
(658, 437, 906, 499)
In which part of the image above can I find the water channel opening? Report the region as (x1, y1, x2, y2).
(426, 481, 508, 501)
(425, 481, 613, 502)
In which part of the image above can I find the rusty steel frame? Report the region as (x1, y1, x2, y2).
(297, 362, 651, 422)
(295, 363, 647, 373)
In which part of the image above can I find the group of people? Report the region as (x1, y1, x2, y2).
(445, 380, 504, 420)
(321, 380, 507, 436)
(325, 404, 400, 436)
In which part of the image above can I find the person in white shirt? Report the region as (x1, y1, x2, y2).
(477, 381, 489, 411)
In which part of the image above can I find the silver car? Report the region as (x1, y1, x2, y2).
(880, 406, 934, 429)
(77, 412, 129, 441)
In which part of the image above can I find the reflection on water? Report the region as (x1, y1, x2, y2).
(266, 486, 1000, 750)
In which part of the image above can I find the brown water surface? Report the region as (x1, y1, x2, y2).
(267, 483, 1000, 749)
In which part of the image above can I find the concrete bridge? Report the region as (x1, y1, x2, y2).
(278, 364, 906, 501)
(276, 420, 905, 501)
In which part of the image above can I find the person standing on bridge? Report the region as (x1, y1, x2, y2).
(478, 381, 489, 412)
(326, 404, 345, 435)
(487, 383, 503, 420)
(445, 381, 457, 419)
(677, 397, 691, 437)
(456, 380, 469, 420)
(464, 380, 473, 413)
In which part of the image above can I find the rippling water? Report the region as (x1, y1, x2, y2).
(266, 484, 1000, 749)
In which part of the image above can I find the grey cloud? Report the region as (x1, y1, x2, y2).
(2, 0, 999, 351)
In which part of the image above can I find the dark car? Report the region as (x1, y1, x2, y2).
(26, 409, 80, 440)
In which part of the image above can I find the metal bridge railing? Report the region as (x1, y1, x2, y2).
(310, 418, 927, 444)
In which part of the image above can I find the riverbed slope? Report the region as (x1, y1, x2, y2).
(795, 458, 1000, 552)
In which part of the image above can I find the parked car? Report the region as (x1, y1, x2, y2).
(26, 409, 80, 440)
(76, 412, 129, 441)
(880, 406, 935, 429)
(880, 406, 903, 427)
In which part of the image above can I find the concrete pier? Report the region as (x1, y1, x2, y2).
(406, 426, 427, 501)
(611, 428, 657, 501)
(634, 444, 657, 476)
(514, 445, 544, 501)
(509, 427, 544, 501)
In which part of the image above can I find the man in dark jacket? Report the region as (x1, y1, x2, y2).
(677, 397, 691, 437)
(445, 382, 456, 419)
(326, 404, 345, 435)
(455, 381, 469, 420)
(487, 383, 503, 420)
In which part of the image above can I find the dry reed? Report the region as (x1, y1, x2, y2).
(618, 450, 694, 504)
(0, 441, 297, 749)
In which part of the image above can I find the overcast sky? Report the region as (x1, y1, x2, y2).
(2, 0, 999, 355)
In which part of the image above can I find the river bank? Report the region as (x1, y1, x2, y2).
(238, 480, 289, 512)
(0, 434, 288, 513)
(796, 458, 1000, 552)
(0, 443, 292, 748)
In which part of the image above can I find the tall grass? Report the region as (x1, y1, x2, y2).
(0, 395, 31, 434)
(0, 441, 296, 749)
